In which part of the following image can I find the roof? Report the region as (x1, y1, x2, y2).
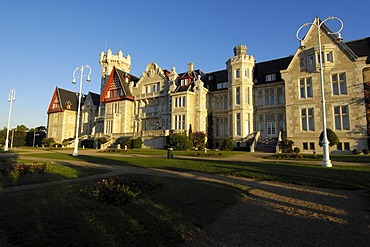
(254, 56, 293, 84)
(100, 66, 136, 102)
(174, 69, 206, 93)
(205, 70, 228, 91)
(345, 37, 370, 64)
(88, 91, 100, 106)
(57, 87, 80, 111)
(47, 87, 85, 114)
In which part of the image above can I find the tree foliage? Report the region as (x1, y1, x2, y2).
(319, 128, 339, 147)
(168, 133, 192, 150)
(192, 131, 206, 150)
(220, 138, 234, 151)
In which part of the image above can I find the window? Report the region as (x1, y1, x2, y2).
(332, 73, 347, 95)
(277, 87, 284, 105)
(334, 105, 350, 130)
(300, 77, 313, 98)
(278, 113, 285, 131)
(308, 54, 315, 67)
(257, 90, 263, 106)
(303, 142, 308, 150)
(310, 142, 315, 150)
(174, 96, 186, 108)
(326, 51, 333, 62)
(180, 78, 190, 86)
(265, 89, 275, 106)
(245, 69, 249, 78)
(245, 87, 250, 104)
(337, 142, 350, 150)
(217, 82, 228, 89)
(236, 87, 240, 105)
(174, 114, 185, 129)
(265, 74, 276, 82)
(236, 113, 241, 136)
(301, 108, 314, 131)
(235, 69, 240, 79)
(267, 122, 276, 136)
(112, 103, 119, 114)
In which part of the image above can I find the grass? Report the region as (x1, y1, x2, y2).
(19, 151, 370, 190)
(0, 174, 245, 246)
(0, 159, 110, 188)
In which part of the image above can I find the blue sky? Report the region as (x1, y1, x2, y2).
(0, 0, 369, 129)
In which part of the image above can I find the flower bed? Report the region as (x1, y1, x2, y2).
(79, 176, 162, 206)
(0, 162, 48, 177)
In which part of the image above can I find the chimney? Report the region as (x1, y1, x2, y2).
(188, 62, 194, 72)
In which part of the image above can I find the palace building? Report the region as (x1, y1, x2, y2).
(47, 17, 370, 152)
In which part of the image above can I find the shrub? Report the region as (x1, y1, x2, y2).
(131, 137, 143, 149)
(42, 137, 55, 147)
(0, 162, 47, 177)
(118, 137, 132, 149)
(220, 138, 234, 151)
(362, 149, 369, 155)
(352, 149, 360, 155)
(319, 129, 339, 147)
(79, 176, 162, 206)
(62, 138, 74, 147)
(167, 133, 192, 151)
(280, 139, 294, 153)
(192, 131, 206, 150)
(293, 147, 301, 153)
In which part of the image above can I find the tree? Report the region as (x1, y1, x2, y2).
(319, 128, 339, 147)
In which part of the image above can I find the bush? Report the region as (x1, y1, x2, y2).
(42, 137, 55, 147)
(352, 149, 360, 155)
(79, 176, 162, 206)
(167, 133, 192, 151)
(362, 149, 369, 155)
(319, 129, 339, 147)
(280, 139, 294, 153)
(0, 162, 47, 177)
(192, 131, 206, 150)
(220, 138, 234, 151)
(62, 138, 74, 147)
(131, 137, 143, 149)
(293, 147, 301, 153)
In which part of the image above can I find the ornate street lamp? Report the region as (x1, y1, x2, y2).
(4, 89, 16, 152)
(296, 16, 344, 167)
(72, 65, 91, 157)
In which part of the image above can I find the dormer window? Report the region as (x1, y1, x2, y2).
(217, 82, 228, 89)
(65, 101, 72, 110)
(180, 77, 192, 86)
(265, 74, 276, 82)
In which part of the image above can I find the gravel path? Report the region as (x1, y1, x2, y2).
(1, 149, 370, 246)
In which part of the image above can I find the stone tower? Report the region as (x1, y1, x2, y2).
(99, 49, 131, 95)
(226, 45, 255, 140)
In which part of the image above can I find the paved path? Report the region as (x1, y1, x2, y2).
(1, 148, 370, 246)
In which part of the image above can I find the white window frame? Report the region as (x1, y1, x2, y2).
(334, 105, 350, 130)
(299, 77, 313, 99)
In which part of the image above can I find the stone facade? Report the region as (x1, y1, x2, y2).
(47, 17, 370, 152)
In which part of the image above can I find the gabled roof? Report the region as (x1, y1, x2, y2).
(174, 69, 206, 93)
(254, 56, 293, 84)
(100, 66, 138, 102)
(345, 37, 370, 64)
(47, 87, 82, 114)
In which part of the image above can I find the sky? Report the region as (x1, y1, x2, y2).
(0, 0, 369, 130)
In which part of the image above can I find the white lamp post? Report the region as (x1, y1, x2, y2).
(296, 16, 344, 167)
(4, 89, 16, 152)
(72, 65, 91, 157)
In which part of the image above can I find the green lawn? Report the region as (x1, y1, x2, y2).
(0, 174, 245, 246)
(0, 158, 110, 188)
(18, 151, 370, 190)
